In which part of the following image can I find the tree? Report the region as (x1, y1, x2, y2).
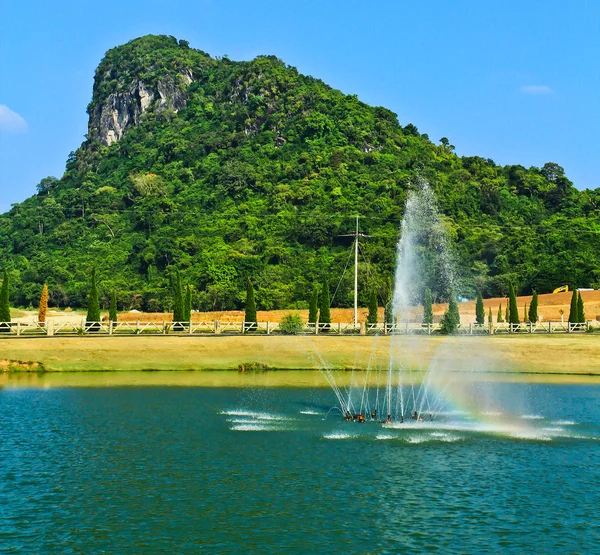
(308, 286, 319, 324)
(38, 283, 49, 324)
(171, 269, 184, 329)
(488, 306, 493, 325)
(244, 278, 257, 325)
(184, 285, 192, 322)
(0, 269, 10, 329)
(568, 289, 578, 324)
(475, 291, 485, 325)
(497, 304, 504, 323)
(86, 267, 101, 328)
(529, 291, 539, 324)
(508, 284, 520, 325)
(577, 292, 585, 323)
(367, 289, 378, 325)
(422, 288, 433, 325)
(109, 290, 118, 322)
(384, 298, 395, 327)
(523, 303, 528, 323)
(319, 278, 331, 329)
(440, 290, 460, 334)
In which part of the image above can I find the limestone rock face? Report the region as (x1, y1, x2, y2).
(89, 71, 194, 146)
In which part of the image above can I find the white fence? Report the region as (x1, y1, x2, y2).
(0, 320, 593, 337)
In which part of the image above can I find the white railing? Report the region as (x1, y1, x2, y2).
(0, 320, 592, 337)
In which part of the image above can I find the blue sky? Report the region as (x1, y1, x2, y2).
(1, 0, 599, 212)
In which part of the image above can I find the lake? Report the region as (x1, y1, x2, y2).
(1, 372, 599, 553)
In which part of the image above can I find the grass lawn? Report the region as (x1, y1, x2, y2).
(1, 334, 599, 373)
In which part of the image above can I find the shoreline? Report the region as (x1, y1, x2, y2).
(2, 369, 600, 388)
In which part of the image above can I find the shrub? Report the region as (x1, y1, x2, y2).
(279, 313, 304, 335)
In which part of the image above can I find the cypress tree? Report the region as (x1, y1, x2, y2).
(384, 298, 395, 326)
(244, 278, 257, 325)
(508, 284, 520, 325)
(86, 267, 101, 329)
(422, 288, 433, 325)
(577, 292, 585, 323)
(171, 269, 184, 329)
(497, 304, 504, 323)
(38, 283, 49, 324)
(109, 290, 118, 323)
(529, 291, 538, 323)
(523, 303, 528, 323)
(488, 306, 493, 325)
(568, 289, 578, 323)
(319, 278, 331, 329)
(184, 285, 192, 322)
(308, 287, 319, 324)
(475, 291, 485, 325)
(440, 289, 460, 334)
(0, 269, 11, 329)
(367, 289, 378, 325)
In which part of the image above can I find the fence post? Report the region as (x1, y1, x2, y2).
(47, 321, 53, 337)
(360, 322, 366, 335)
(567, 322, 572, 334)
(109, 321, 113, 335)
(242, 321, 245, 335)
(16, 322, 21, 337)
(266, 321, 270, 335)
(189, 321, 193, 335)
(549, 321, 552, 333)
(214, 320, 220, 334)
(315, 323, 319, 335)
(469, 323, 473, 335)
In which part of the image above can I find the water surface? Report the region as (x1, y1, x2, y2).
(1, 380, 599, 553)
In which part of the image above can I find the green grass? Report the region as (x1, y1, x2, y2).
(0, 335, 599, 373)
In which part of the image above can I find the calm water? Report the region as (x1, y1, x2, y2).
(1, 377, 600, 553)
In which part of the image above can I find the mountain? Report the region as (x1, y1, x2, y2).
(1, 34, 599, 311)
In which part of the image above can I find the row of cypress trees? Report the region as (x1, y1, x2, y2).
(568, 289, 586, 323)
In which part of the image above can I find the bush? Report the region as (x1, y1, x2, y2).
(279, 313, 304, 335)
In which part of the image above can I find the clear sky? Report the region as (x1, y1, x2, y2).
(1, 0, 599, 213)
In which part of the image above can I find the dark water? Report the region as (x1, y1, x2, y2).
(1, 383, 600, 554)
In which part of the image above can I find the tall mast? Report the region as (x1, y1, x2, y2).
(354, 215, 359, 326)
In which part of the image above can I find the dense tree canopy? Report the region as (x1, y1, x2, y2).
(1, 35, 599, 311)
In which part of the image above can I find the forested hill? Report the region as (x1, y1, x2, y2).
(1, 34, 599, 311)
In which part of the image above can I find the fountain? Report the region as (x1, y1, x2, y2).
(321, 178, 504, 426)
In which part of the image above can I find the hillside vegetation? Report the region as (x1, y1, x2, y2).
(1, 35, 599, 311)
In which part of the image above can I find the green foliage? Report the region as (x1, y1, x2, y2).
(488, 306, 493, 325)
(244, 278, 257, 323)
(568, 289, 578, 323)
(523, 303, 528, 323)
(528, 291, 538, 323)
(308, 287, 319, 324)
(508, 283, 520, 325)
(279, 313, 304, 335)
(109, 290, 118, 322)
(319, 278, 331, 325)
(497, 304, 504, 323)
(0, 35, 598, 311)
(577, 292, 585, 323)
(440, 289, 460, 334)
(184, 285, 192, 322)
(367, 289, 378, 325)
(422, 288, 433, 325)
(0, 269, 10, 323)
(171, 269, 184, 322)
(86, 267, 101, 323)
(384, 298, 395, 326)
(475, 291, 485, 325)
